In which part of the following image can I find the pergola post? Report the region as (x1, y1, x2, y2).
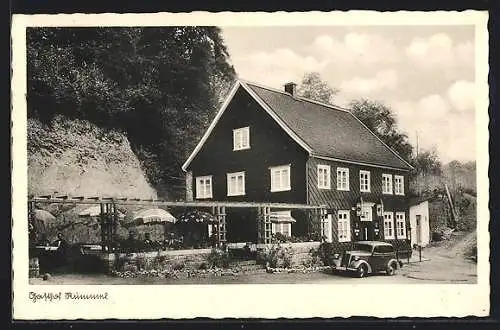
(111, 201, 118, 249)
(258, 206, 272, 244)
(100, 203, 106, 251)
(213, 205, 226, 247)
(320, 207, 327, 241)
(99, 202, 116, 252)
(28, 200, 36, 247)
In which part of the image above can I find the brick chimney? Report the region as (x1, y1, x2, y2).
(284, 82, 297, 96)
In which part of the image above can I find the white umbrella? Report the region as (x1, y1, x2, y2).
(33, 209, 56, 223)
(78, 205, 125, 219)
(133, 208, 177, 225)
(31, 209, 56, 233)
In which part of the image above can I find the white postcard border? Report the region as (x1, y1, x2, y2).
(11, 11, 490, 319)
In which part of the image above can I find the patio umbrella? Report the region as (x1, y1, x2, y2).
(78, 205, 125, 219)
(133, 208, 177, 225)
(31, 209, 56, 233)
(178, 210, 218, 224)
(33, 209, 56, 223)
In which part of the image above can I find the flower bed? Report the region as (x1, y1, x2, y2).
(264, 265, 331, 274)
(100, 241, 324, 278)
(111, 267, 253, 279)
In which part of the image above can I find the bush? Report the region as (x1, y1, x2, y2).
(305, 247, 323, 267)
(316, 242, 335, 266)
(262, 243, 294, 269)
(207, 247, 231, 269)
(151, 254, 168, 269)
(172, 261, 185, 271)
(135, 254, 148, 270)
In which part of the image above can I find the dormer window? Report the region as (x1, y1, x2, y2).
(233, 127, 250, 151)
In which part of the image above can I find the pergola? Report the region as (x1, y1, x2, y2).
(28, 195, 327, 250)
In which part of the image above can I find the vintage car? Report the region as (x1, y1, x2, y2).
(332, 241, 403, 278)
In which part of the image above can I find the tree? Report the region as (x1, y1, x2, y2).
(349, 98, 413, 162)
(414, 148, 442, 176)
(27, 27, 236, 198)
(296, 72, 339, 104)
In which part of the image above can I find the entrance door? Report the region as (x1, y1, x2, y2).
(415, 215, 422, 245)
(360, 221, 374, 241)
(359, 204, 374, 241)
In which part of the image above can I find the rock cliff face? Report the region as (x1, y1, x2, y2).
(28, 116, 157, 199)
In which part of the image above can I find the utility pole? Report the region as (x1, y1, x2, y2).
(416, 131, 420, 195)
(416, 131, 419, 159)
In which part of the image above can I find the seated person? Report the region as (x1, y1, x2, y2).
(52, 233, 68, 256)
(51, 233, 69, 268)
(121, 230, 139, 253)
(143, 233, 161, 251)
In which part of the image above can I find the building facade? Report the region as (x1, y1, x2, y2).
(182, 79, 414, 252)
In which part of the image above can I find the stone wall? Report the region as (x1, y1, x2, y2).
(284, 242, 321, 267)
(102, 248, 212, 273)
(100, 242, 322, 273)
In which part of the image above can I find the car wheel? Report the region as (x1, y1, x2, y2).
(386, 262, 398, 276)
(357, 264, 368, 278)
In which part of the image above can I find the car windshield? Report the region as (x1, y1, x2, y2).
(351, 243, 373, 252)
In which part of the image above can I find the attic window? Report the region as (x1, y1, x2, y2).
(233, 127, 250, 151)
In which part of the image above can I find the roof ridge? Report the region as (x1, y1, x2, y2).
(239, 78, 350, 113)
(297, 96, 350, 113)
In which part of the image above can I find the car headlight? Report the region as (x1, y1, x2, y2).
(353, 256, 360, 261)
(333, 253, 340, 259)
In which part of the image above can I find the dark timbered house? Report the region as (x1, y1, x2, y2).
(182, 80, 414, 252)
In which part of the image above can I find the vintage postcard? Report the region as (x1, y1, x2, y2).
(11, 11, 490, 319)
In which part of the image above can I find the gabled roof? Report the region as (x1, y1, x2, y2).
(182, 79, 414, 172)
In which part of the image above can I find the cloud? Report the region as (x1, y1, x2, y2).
(311, 32, 399, 65)
(232, 48, 326, 88)
(340, 69, 399, 94)
(405, 33, 474, 68)
(390, 81, 476, 162)
(447, 80, 475, 112)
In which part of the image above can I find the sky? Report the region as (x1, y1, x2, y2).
(221, 26, 476, 164)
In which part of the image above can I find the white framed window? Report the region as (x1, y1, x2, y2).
(227, 171, 245, 196)
(317, 165, 331, 189)
(271, 222, 292, 237)
(382, 174, 393, 195)
(195, 175, 213, 199)
(396, 212, 406, 238)
(383, 212, 395, 239)
(394, 175, 405, 195)
(360, 204, 373, 222)
(338, 210, 351, 242)
(360, 170, 371, 192)
(233, 126, 250, 151)
(270, 165, 291, 192)
(336, 167, 349, 191)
